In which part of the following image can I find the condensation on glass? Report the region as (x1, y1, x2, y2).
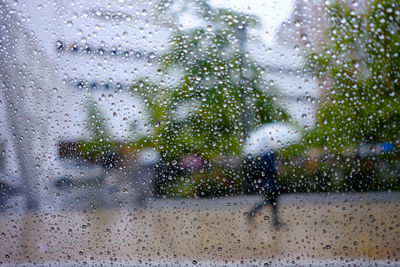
(0, 0, 399, 265)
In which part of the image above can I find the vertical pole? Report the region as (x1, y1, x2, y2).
(237, 23, 250, 143)
(0, 2, 59, 211)
(0, 3, 40, 210)
(237, 23, 250, 194)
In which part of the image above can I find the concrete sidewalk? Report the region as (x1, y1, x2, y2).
(0, 192, 399, 265)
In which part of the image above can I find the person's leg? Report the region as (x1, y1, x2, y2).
(271, 200, 279, 226)
(247, 193, 268, 218)
(270, 192, 281, 226)
(250, 198, 266, 214)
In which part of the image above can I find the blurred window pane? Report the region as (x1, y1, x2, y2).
(0, 0, 399, 265)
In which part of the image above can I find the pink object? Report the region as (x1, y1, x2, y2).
(180, 155, 203, 172)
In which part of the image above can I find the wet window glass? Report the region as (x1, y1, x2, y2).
(0, 0, 399, 265)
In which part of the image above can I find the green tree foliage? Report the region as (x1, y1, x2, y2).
(80, 98, 118, 163)
(86, 98, 110, 140)
(305, 0, 400, 152)
(132, 0, 287, 161)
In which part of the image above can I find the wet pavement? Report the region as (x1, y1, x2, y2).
(0, 192, 399, 265)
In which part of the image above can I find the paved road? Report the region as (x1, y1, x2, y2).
(0, 259, 399, 267)
(0, 192, 399, 266)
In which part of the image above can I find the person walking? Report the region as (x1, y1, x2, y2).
(244, 150, 281, 226)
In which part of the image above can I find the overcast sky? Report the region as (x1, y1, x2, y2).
(210, 0, 294, 45)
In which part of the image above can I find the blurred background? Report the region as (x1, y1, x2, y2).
(0, 0, 399, 265)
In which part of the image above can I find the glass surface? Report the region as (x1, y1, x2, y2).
(0, 0, 399, 265)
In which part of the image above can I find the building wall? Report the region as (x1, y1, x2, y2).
(7, 0, 170, 141)
(277, 0, 368, 49)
